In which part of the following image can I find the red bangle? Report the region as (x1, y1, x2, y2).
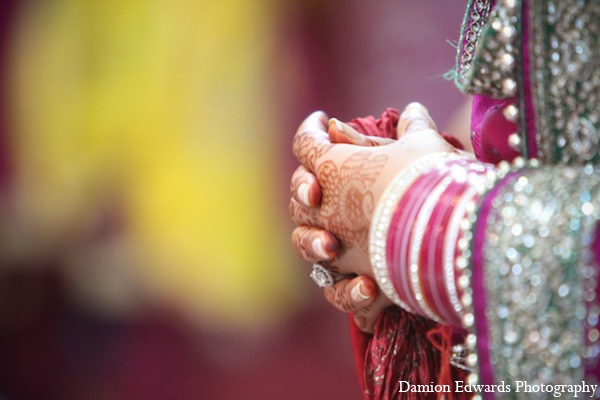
(387, 167, 447, 313)
(419, 178, 468, 324)
(370, 152, 501, 324)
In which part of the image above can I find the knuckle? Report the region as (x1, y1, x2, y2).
(323, 287, 335, 304)
(353, 314, 371, 332)
(289, 199, 300, 223)
(292, 227, 318, 262)
(290, 232, 304, 257)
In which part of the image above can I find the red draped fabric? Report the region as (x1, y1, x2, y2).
(346, 109, 468, 400)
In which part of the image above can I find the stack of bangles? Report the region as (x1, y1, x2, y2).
(310, 151, 600, 386)
(369, 152, 502, 327)
(366, 151, 600, 387)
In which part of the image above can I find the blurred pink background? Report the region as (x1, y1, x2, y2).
(0, 1, 467, 399)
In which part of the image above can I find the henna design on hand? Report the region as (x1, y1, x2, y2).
(289, 198, 322, 227)
(325, 284, 357, 312)
(291, 226, 317, 260)
(317, 151, 388, 253)
(334, 286, 357, 312)
(292, 130, 333, 172)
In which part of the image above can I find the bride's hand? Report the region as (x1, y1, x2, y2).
(290, 102, 458, 277)
(290, 103, 459, 331)
(290, 113, 395, 332)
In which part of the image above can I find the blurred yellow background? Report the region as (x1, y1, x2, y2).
(7, 0, 297, 330)
(0, 1, 467, 399)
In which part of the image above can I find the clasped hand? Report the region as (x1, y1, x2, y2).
(289, 102, 459, 332)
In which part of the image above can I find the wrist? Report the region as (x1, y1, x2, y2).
(369, 152, 499, 326)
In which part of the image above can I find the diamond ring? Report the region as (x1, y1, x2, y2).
(310, 263, 337, 288)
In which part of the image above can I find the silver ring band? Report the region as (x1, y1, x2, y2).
(310, 263, 336, 287)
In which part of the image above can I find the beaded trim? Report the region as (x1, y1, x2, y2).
(456, 0, 531, 160)
(455, 161, 509, 332)
(456, 0, 520, 99)
(457, 0, 493, 86)
(444, 186, 478, 321)
(480, 164, 600, 387)
(529, 0, 600, 164)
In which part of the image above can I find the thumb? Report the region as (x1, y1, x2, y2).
(328, 118, 395, 146)
(323, 276, 378, 313)
(396, 102, 438, 138)
(352, 294, 393, 334)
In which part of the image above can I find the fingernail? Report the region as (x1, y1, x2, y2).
(330, 118, 366, 144)
(329, 117, 345, 133)
(404, 103, 422, 115)
(297, 183, 310, 206)
(405, 102, 428, 116)
(351, 282, 370, 303)
(312, 237, 330, 259)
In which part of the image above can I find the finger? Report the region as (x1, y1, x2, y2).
(328, 118, 395, 146)
(297, 110, 328, 133)
(291, 226, 339, 262)
(289, 197, 322, 227)
(352, 294, 394, 334)
(323, 276, 377, 313)
(290, 165, 322, 207)
(292, 111, 333, 171)
(361, 136, 396, 146)
(396, 102, 438, 138)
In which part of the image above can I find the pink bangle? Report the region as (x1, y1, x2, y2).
(407, 175, 455, 321)
(419, 178, 468, 324)
(421, 160, 495, 325)
(388, 167, 447, 314)
(444, 187, 479, 323)
(370, 153, 500, 326)
(413, 159, 490, 324)
(370, 152, 461, 312)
